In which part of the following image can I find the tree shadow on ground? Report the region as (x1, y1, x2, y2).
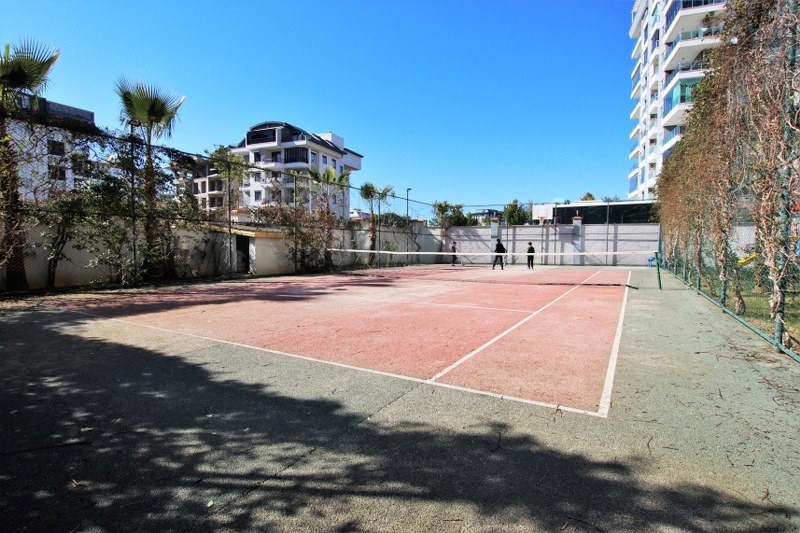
(0, 309, 794, 531)
(49, 274, 399, 319)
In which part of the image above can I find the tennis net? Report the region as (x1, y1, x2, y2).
(329, 248, 656, 267)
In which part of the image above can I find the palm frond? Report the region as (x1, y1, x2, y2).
(115, 77, 184, 143)
(0, 39, 59, 98)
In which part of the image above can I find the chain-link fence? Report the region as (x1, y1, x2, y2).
(0, 117, 443, 292)
(660, 223, 800, 360)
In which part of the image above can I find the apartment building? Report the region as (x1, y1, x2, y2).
(628, 0, 727, 199)
(10, 96, 96, 201)
(182, 121, 363, 219)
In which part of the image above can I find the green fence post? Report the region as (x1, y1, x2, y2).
(655, 252, 662, 290)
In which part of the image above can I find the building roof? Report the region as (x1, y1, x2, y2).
(237, 121, 347, 155)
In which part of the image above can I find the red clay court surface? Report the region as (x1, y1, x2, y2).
(65, 265, 634, 417)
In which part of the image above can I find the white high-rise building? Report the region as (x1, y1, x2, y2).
(628, 0, 727, 199)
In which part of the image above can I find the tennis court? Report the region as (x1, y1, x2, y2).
(64, 262, 637, 416)
(3, 261, 799, 532)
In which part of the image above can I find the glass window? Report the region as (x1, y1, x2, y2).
(253, 151, 262, 162)
(254, 190, 262, 201)
(322, 155, 328, 164)
(47, 139, 65, 156)
(48, 164, 66, 180)
(310, 151, 318, 165)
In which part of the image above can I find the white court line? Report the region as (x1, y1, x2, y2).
(428, 270, 604, 382)
(63, 308, 603, 416)
(65, 268, 628, 418)
(597, 270, 632, 417)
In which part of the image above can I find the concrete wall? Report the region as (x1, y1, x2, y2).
(446, 223, 660, 266)
(2, 222, 662, 292)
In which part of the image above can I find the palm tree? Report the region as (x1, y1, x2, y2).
(375, 185, 394, 265)
(359, 182, 377, 264)
(308, 166, 350, 269)
(360, 182, 394, 265)
(0, 39, 60, 290)
(115, 77, 184, 274)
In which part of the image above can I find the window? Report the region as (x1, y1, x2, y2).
(322, 155, 328, 165)
(272, 171, 280, 178)
(253, 151, 262, 162)
(285, 147, 309, 164)
(310, 151, 318, 165)
(254, 190, 262, 202)
(48, 164, 66, 181)
(331, 158, 336, 169)
(201, 182, 206, 193)
(47, 139, 65, 156)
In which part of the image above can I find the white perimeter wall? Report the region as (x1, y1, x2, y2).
(3, 223, 669, 291)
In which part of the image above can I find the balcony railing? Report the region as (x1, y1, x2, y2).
(246, 129, 277, 145)
(663, 126, 685, 145)
(632, 68, 642, 89)
(664, 56, 709, 88)
(666, 0, 727, 33)
(664, 26, 723, 62)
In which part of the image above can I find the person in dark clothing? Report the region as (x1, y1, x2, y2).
(526, 241, 536, 269)
(492, 238, 506, 270)
(450, 241, 458, 266)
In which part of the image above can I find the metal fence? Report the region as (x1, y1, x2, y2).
(660, 225, 800, 362)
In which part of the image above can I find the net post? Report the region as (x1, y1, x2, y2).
(655, 251, 662, 290)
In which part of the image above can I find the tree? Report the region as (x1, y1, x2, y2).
(432, 200, 476, 254)
(503, 199, 531, 225)
(449, 205, 478, 227)
(656, 0, 800, 346)
(0, 39, 60, 290)
(307, 166, 351, 269)
(581, 192, 596, 201)
(359, 181, 392, 265)
(115, 78, 184, 276)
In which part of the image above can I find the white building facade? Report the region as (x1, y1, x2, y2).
(628, 0, 727, 199)
(11, 97, 96, 202)
(184, 122, 362, 219)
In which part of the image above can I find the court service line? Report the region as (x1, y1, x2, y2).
(66, 307, 606, 417)
(428, 270, 605, 382)
(597, 270, 631, 417)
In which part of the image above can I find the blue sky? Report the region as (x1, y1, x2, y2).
(3, 0, 636, 216)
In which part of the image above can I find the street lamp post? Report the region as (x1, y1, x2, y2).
(129, 120, 140, 272)
(406, 188, 411, 266)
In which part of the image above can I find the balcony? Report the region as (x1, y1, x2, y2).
(665, 0, 727, 42)
(282, 133, 308, 146)
(631, 79, 644, 100)
(663, 55, 709, 90)
(663, 126, 684, 149)
(246, 129, 278, 146)
(632, 35, 644, 59)
(630, 121, 643, 140)
(257, 154, 284, 171)
(664, 26, 722, 70)
(630, 100, 643, 121)
(663, 82, 698, 126)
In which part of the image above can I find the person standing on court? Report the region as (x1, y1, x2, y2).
(526, 241, 536, 269)
(451, 241, 458, 266)
(492, 238, 506, 270)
